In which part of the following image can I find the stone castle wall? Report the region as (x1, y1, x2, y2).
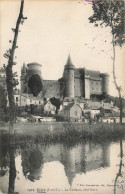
(20, 59, 109, 99)
(42, 80, 60, 99)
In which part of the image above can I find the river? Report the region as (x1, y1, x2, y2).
(0, 139, 124, 194)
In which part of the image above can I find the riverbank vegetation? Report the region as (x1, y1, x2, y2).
(0, 122, 124, 145)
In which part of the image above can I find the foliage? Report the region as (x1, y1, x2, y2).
(50, 97, 61, 112)
(0, 123, 124, 145)
(89, 0, 125, 124)
(89, 0, 125, 46)
(105, 95, 125, 109)
(0, 86, 7, 112)
(3, 0, 27, 132)
(30, 104, 42, 115)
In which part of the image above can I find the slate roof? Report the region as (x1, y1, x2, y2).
(74, 68, 102, 80)
(87, 101, 102, 110)
(63, 103, 82, 110)
(102, 103, 114, 110)
(84, 104, 90, 110)
(63, 97, 74, 102)
(85, 69, 102, 81)
(64, 103, 74, 110)
(85, 70, 100, 78)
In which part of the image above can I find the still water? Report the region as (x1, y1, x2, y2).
(0, 139, 124, 194)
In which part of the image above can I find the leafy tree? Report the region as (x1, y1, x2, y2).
(0, 86, 7, 113)
(3, 0, 27, 133)
(89, 0, 125, 123)
(50, 97, 61, 113)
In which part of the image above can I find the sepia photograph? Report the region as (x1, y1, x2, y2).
(0, 0, 125, 193)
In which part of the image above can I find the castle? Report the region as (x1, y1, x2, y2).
(20, 55, 109, 100)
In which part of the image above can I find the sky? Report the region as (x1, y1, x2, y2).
(0, 0, 125, 97)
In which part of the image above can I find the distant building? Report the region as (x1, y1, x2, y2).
(44, 100, 56, 115)
(101, 102, 114, 113)
(7, 92, 43, 107)
(20, 55, 109, 100)
(62, 97, 85, 110)
(59, 103, 82, 122)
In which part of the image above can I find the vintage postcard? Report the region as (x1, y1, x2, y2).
(0, 0, 125, 194)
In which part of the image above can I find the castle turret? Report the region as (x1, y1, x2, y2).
(101, 73, 109, 95)
(63, 55, 75, 97)
(20, 62, 27, 93)
(27, 63, 43, 96)
(84, 74, 90, 99)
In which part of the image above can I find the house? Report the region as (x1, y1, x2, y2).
(62, 97, 85, 111)
(101, 102, 114, 113)
(62, 97, 74, 107)
(83, 101, 101, 118)
(103, 112, 120, 123)
(7, 93, 44, 107)
(44, 100, 56, 114)
(78, 98, 85, 109)
(112, 106, 120, 112)
(59, 103, 82, 122)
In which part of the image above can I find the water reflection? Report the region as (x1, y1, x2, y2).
(8, 145, 16, 194)
(21, 145, 43, 182)
(20, 141, 110, 185)
(0, 138, 17, 194)
(0, 139, 124, 194)
(0, 144, 9, 175)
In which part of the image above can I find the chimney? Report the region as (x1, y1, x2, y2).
(101, 100, 104, 107)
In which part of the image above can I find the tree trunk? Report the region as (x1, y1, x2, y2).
(114, 138, 123, 194)
(112, 35, 122, 124)
(6, 66, 15, 133)
(8, 145, 16, 194)
(6, 0, 24, 133)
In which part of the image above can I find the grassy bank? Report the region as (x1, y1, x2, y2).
(0, 122, 125, 144)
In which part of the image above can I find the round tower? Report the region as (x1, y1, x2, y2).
(101, 73, 109, 95)
(27, 63, 43, 96)
(63, 55, 75, 97)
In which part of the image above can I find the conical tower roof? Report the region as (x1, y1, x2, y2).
(65, 55, 75, 70)
(67, 55, 72, 65)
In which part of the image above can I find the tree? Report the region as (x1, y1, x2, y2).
(88, 0, 125, 123)
(3, 0, 27, 133)
(0, 85, 7, 113)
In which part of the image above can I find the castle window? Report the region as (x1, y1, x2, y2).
(16, 97, 18, 101)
